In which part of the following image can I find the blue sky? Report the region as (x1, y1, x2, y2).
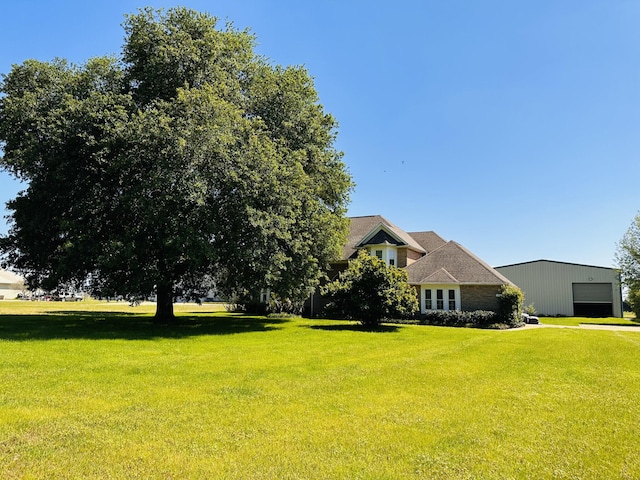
(1, 1, 639, 268)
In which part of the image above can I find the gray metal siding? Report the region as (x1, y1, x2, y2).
(495, 261, 622, 317)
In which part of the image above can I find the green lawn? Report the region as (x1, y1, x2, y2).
(1, 301, 639, 479)
(540, 314, 639, 327)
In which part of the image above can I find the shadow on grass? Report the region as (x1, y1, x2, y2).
(307, 323, 401, 333)
(0, 311, 286, 341)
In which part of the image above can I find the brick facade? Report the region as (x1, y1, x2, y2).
(392, 248, 425, 269)
(460, 285, 502, 311)
(397, 248, 407, 268)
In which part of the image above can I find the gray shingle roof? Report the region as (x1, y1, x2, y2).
(407, 231, 447, 253)
(341, 215, 425, 260)
(341, 216, 511, 287)
(405, 241, 513, 285)
(420, 267, 459, 284)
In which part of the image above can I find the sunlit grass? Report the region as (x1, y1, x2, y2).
(540, 315, 639, 327)
(1, 302, 639, 478)
(0, 298, 228, 316)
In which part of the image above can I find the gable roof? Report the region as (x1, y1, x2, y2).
(405, 241, 513, 285)
(421, 267, 459, 284)
(341, 215, 425, 260)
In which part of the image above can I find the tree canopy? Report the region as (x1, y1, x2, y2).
(0, 7, 352, 322)
(322, 250, 419, 327)
(616, 211, 640, 317)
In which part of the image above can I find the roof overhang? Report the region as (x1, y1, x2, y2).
(355, 222, 404, 247)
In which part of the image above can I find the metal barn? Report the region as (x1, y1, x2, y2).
(495, 260, 623, 318)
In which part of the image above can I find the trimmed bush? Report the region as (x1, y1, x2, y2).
(418, 310, 497, 328)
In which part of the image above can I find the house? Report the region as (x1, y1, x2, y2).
(307, 215, 514, 316)
(0, 269, 25, 300)
(495, 260, 623, 317)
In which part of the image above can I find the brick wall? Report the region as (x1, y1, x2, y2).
(406, 249, 423, 265)
(460, 285, 502, 311)
(397, 248, 408, 268)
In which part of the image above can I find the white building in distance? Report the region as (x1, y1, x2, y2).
(495, 260, 622, 318)
(0, 269, 25, 300)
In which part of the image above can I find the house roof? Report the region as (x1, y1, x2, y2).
(420, 267, 459, 284)
(405, 241, 514, 285)
(340, 215, 511, 287)
(407, 231, 447, 253)
(341, 215, 425, 260)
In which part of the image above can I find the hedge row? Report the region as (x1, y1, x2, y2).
(417, 310, 499, 328)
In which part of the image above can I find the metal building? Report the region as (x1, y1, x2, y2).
(495, 260, 623, 318)
(0, 269, 24, 300)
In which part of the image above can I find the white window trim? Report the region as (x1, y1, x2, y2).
(366, 245, 397, 267)
(421, 285, 460, 313)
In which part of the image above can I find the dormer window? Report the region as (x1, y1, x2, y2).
(375, 250, 383, 259)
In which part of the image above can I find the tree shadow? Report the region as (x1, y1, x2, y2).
(306, 322, 401, 333)
(0, 311, 286, 341)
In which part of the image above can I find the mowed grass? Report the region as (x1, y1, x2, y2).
(1, 301, 639, 479)
(540, 313, 639, 327)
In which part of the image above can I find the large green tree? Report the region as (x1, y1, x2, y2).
(616, 211, 640, 318)
(322, 250, 419, 327)
(0, 7, 352, 322)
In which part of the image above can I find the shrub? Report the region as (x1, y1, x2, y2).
(418, 310, 497, 328)
(497, 284, 524, 327)
(267, 294, 303, 315)
(321, 250, 418, 327)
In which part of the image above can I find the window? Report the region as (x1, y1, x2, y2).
(448, 290, 456, 310)
(436, 289, 444, 310)
(389, 259, 395, 266)
(425, 289, 432, 310)
(375, 250, 383, 259)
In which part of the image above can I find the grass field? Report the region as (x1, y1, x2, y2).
(1, 300, 639, 479)
(540, 314, 639, 327)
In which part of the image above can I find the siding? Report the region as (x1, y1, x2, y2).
(0, 270, 24, 300)
(495, 261, 622, 317)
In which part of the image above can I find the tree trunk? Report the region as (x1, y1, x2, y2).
(154, 281, 175, 324)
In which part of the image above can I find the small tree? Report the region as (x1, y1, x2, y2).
(627, 287, 640, 320)
(616, 212, 640, 319)
(321, 250, 418, 327)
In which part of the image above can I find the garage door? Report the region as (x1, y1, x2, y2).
(572, 283, 613, 317)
